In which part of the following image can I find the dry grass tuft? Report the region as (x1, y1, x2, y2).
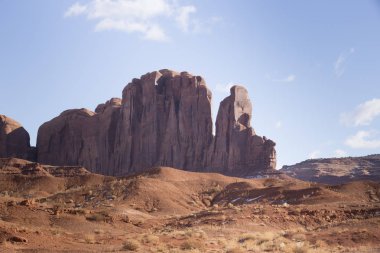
(180, 239, 204, 250)
(86, 211, 113, 222)
(123, 239, 140, 251)
(141, 234, 159, 245)
(84, 234, 95, 244)
(239, 231, 278, 245)
(291, 244, 309, 253)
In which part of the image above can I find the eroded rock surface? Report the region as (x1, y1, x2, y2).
(0, 115, 34, 160)
(208, 86, 276, 174)
(36, 70, 276, 176)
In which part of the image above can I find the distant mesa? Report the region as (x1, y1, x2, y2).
(1, 69, 276, 177)
(280, 154, 380, 184)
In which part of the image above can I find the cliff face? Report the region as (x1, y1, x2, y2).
(35, 69, 275, 176)
(208, 86, 276, 174)
(0, 115, 35, 160)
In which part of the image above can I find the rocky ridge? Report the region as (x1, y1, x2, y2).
(281, 154, 380, 184)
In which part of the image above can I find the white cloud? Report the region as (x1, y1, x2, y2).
(64, 2, 87, 17)
(334, 47, 355, 78)
(143, 24, 168, 41)
(64, 0, 202, 41)
(334, 149, 347, 158)
(275, 121, 282, 129)
(341, 98, 380, 126)
(95, 19, 168, 41)
(176, 5, 196, 32)
(345, 130, 380, 149)
(269, 74, 296, 83)
(215, 82, 234, 93)
(308, 150, 321, 159)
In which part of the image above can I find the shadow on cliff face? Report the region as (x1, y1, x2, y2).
(4, 127, 35, 161)
(238, 113, 250, 127)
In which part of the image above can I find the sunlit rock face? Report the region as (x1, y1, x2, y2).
(36, 70, 276, 176)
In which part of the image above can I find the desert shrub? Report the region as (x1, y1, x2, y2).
(141, 234, 159, 244)
(180, 239, 204, 250)
(238, 233, 256, 243)
(84, 234, 95, 244)
(123, 239, 140, 251)
(191, 229, 207, 239)
(86, 211, 113, 222)
(292, 245, 309, 253)
(239, 232, 277, 245)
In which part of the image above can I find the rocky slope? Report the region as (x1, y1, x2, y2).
(0, 115, 34, 160)
(0, 158, 379, 252)
(281, 154, 380, 184)
(36, 70, 276, 176)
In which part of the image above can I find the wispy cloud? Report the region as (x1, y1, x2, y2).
(334, 47, 355, 78)
(215, 82, 235, 93)
(340, 98, 380, 127)
(64, 2, 87, 17)
(176, 5, 196, 32)
(275, 120, 282, 129)
(268, 74, 296, 83)
(308, 150, 321, 159)
(64, 0, 208, 41)
(334, 149, 347, 158)
(345, 130, 380, 149)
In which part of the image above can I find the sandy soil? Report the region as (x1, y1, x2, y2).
(0, 158, 379, 252)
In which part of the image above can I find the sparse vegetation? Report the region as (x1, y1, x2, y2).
(86, 211, 113, 222)
(84, 234, 95, 244)
(1, 158, 379, 252)
(180, 239, 204, 250)
(122, 239, 140, 251)
(140, 234, 159, 244)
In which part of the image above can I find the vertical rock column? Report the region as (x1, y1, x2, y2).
(209, 86, 276, 175)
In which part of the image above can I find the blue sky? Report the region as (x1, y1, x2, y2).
(1, 0, 380, 168)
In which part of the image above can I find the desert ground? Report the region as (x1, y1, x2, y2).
(0, 158, 379, 253)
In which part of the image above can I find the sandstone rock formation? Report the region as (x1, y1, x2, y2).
(36, 70, 276, 176)
(208, 86, 276, 174)
(280, 154, 380, 184)
(0, 115, 34, 160)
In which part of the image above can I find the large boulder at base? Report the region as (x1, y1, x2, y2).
(0, 115, 35, 160)
(37, 70, 276, 176)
